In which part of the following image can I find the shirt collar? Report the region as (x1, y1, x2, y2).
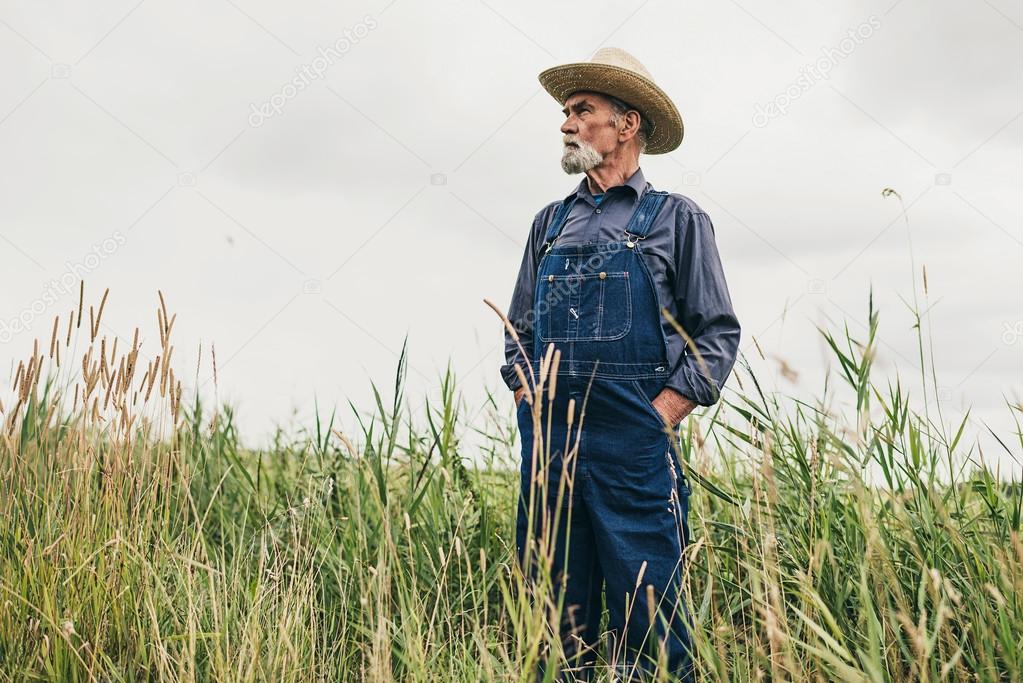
(567, 166, 649, 206)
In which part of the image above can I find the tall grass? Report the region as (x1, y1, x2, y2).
(0, 283, 1020, 681)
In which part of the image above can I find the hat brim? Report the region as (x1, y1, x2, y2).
(538, 62, 683, 154)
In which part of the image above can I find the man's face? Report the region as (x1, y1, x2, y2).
(559, 91, 618, 174)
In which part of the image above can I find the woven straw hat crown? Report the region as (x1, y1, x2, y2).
(538, 47, 684, 154)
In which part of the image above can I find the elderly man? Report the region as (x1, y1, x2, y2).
(500, 48, 741, 680)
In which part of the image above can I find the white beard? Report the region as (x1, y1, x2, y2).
(561, 138, 604, 174)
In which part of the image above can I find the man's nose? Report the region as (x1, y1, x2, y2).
(560, 117, 576, 135)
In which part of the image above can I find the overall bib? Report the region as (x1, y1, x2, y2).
(515, 189, 694, 681)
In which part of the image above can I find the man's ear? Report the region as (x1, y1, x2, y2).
(620, 110, 642, 140)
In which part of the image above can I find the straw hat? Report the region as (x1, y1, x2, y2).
(538, 47, 683, 154)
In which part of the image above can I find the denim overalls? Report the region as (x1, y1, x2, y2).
(515, 189, 694, 681)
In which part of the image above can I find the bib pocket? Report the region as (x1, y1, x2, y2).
(537, 271, 632, 342)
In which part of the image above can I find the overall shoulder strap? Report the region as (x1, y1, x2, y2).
(542, 195, 579, 247)
(624, 190, 669, 239)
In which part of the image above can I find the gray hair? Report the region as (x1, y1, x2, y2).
(606, 94, 652, 154)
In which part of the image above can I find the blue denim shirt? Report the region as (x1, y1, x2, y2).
(501, 167, 741, 407)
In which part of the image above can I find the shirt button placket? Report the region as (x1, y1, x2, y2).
(591, 201, 605, 239)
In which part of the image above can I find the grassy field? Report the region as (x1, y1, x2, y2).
(0, 287, 1021, 682)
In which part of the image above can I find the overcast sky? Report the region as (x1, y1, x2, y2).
(1, 0, 1021, 473)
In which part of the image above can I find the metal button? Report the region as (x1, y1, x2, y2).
(548, 274, 554, 282)
(599, 271, 606, 279)
(595, 208, 602, 213)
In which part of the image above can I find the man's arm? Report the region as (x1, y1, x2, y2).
(656, 206, 741, 420)
(501, 206, 551, 402)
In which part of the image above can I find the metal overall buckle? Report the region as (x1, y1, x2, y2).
(623, 229, 647, 249)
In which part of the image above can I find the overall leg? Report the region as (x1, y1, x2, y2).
(588, 460, 692, 681)
(516, 390, 604, 681)
(551, 493, 603, 680)
(579, 379, 695, 682)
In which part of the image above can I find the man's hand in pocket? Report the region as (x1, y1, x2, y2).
(652, 387, 697, 426)
(514, 387, 526, 406)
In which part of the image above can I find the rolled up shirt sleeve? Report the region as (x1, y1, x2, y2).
(664, 207, 741, 407)
(500, 204, 555, 392)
